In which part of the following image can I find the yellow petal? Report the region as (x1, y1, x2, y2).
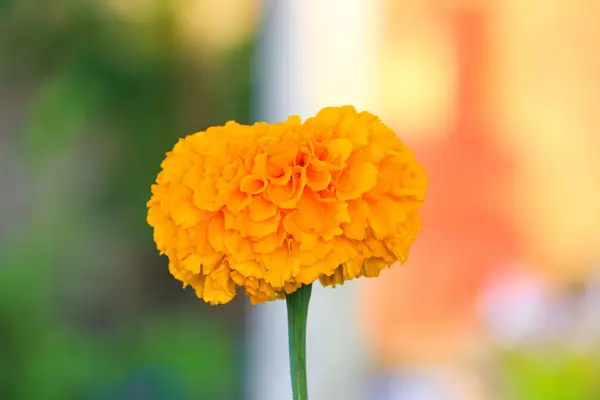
(267, 167, 307, 209)
(203, 264, 236, 305)
(260, 247, 300, 288)
(269, 166, 292, 185)
(253, 232, 284, 253)
(326, 138, 353, 165)
(297, 240, 333, 265)
(242, 211, 280, 238)
(170, 201, 200, 228)
(294, 265, 323, 285)
(188, 274, 206, 298)
(180, 253, 202, 274)
(337, 161, 378, 200)
(342, 199, 369, 240)
(362, 257, 387, 277)
(223, 232, 255, 262)
(305, 165, 332, 191)
(207, 213, 226, 252)
(293, 191, 324, 233)
(343, 256, 365, 279)
(230, 260, 265, 279)
(247, 196, 278, 222)
(225, 189, 252, 213)
(366, 199, 392, 239)
(240, 174, 267, 194)
(198, 253, 223, 274)
(251, 153, 268, 176)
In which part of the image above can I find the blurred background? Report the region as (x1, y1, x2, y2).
(1, 0, 600, 399)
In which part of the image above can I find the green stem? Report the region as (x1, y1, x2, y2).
(286, 283, 312, 400)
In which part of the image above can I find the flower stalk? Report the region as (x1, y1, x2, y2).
(286, 283, 313, 400)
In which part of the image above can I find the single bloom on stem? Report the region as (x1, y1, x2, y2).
(146, 105, 427, 399)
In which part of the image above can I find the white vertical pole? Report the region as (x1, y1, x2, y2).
(249, 1, 381, 399)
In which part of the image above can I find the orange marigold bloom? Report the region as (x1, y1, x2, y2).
(147, 106, 427, 305)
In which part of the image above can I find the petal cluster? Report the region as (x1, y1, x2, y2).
(147, 106, 427, 305)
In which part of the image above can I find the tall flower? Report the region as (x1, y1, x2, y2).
(147, 106, 427, 399)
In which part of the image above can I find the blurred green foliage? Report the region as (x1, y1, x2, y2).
(0, 0, 253, 398)
(500, 348, 600, 400)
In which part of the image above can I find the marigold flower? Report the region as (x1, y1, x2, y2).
(147, 106, 427, 305)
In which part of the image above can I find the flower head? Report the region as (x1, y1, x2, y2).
(147, 106, 427, 305)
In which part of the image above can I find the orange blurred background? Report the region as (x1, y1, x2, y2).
(364, 0, 600, 398)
